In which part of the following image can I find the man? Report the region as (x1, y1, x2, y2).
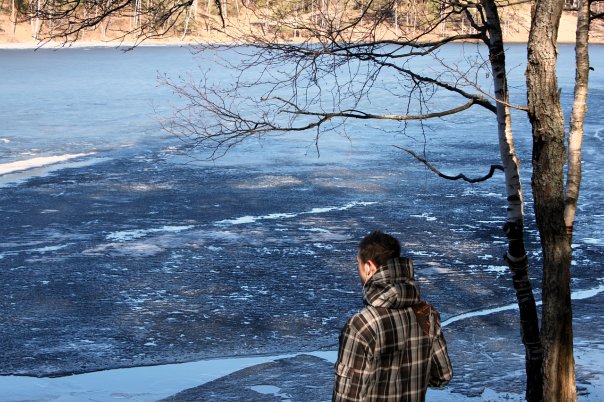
(333, 231, 453, 401)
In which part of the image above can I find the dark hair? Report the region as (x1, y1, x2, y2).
(358, 231, 401, 267)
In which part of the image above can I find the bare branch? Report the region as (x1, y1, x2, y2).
(278, 99, 479, 121)
(372, 59, 497, 113)
(395, 145, 504, 183)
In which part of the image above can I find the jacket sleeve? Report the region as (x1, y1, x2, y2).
(428, 312, 453, 388)
(333, 317, 373, 402)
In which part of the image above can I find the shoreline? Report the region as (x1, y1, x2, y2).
(1, 31, 604, 50)
(2, 3, 603, 49)
(2, 38, 604, 50)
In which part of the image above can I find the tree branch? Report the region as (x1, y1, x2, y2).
(395, 145, 504, 183)
(373, 60, 497, 113)
(277, 99, 479, 121)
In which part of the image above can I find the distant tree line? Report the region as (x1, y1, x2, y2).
(3, 0, 602, 43)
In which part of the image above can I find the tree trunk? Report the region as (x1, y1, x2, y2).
(526, 1, 575, 400)
(181, 6, 192, 40)
(12, 0, 17, 34)
(481, 1, 543, 400)
(565, 0, 590, 240)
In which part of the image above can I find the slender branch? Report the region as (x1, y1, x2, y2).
(373, 60, 497, 113)
(431, 57, 530, 111)
(395, 145, 504, 183)
(278, 99, 479, 121)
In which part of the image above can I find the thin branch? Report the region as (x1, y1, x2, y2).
(431, 56, 530, 111)
(395, 145, 504, 183)
(278, 99, 479, 121)
(373, 60, 497, 113)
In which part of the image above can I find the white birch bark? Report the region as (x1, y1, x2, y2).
(482, 1, 543, 400)
(394, 0, 398, 36)
(564, 0, 590, 239)
(482, 2, 523, 225)
(181, 7, 192, 39)
(12, 0, 17, 34)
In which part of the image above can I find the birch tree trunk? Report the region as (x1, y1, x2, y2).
(32, 0, 42, 40)
(12, 0, 17, 34)
(394, 0, 398, 36)
(565, 0, 590, 240)
(481, 1, 543, 400)
(181, 7, 192, 39)
(526, 0, 575, 400)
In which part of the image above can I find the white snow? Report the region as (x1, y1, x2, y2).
(29, 244, 72, 253)
(582, 237, 603, 246)
(0, 153, 95, 175)
(235, 175, 303, 189)
(572, 283, 604, 300)
(409, 213, 437, 222)
(216, 201, 377, 226)
(106, 225, 195, 242)
(442, 281, 604, 327)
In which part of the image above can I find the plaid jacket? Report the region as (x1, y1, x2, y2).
(333, 257, 453, 402)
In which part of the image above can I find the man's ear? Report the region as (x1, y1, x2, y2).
(366, 260, 378, 275)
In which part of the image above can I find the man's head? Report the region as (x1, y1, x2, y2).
(357, 231, 401, 284)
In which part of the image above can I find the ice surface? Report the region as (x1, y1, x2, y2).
(250, 384, 292, 399)
(0, 354, 299, 402)
(1, 349, 602, 401)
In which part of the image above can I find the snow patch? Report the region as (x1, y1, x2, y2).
(106, 225, 194, 242)
(409, 213, 437, 222)
(235, 175, 303, 189)
(84, 242, 165, 257)
(582, 237, 603, 246)
(216, 201, 376, 226)
(573, 283, 604, 300)
(29, 244, 72, 253)
(483, 265, 508, 276)
(443, 282, 604, 327)
(250, 384, 292, 399)
(0, 153, 95, 175)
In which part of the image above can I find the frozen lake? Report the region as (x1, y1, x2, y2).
(1, 44, 603, 400)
